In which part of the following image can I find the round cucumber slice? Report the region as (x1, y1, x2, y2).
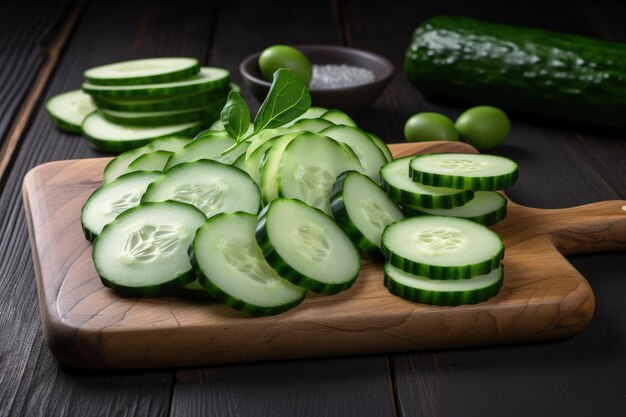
(381, 216, 504, 279)
(82, 112, 202, 153)
(142, 160, 260, 218)
(102, 136, 191, 184)
(384, 263, 504, 306)
(100, 106, 220, 127)
(259, 132, 302, 204)
(276, 132, 360, 215)
(404, 191, 508, 226)
(257, 198, 361, 294)
(380, 156, 474, 208)
(93, 201, 206, 297)
(126, 150, 172, 174)
(46, 90, 96, 134)
(81, 171, 160, 241)
(192, 212, 307, 316)
(320, 109, 357, 127)
(164, 133, 247, 170)
(283, 107, 328, 126)
(321, 125, 387, 182)
(287, 118, 334, 133)
(83, 67, 230, 98)
(244, 137, 279, 185)
(330, 171, 404, 259)
(367, 132, 393, 162)
(84, 57, 200, 86)
(410, 153, 519, 191)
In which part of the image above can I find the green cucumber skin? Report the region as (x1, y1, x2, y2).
(405, 16, 626, 130)
(83, 122, 203, 154)
(383, 263, 504, 306)
(255, 202, 359, 295)
(177, 282, 214, 301)
(100, 107, 220, 127)
(85, 63, 200, 87)
(46, 109, 87, 134)
(403, 197, 508, 227)
(190, 212, 306, 316)
(409, 156, 519, 191)
(380, 176, 474, 209)
(330, 171, 385, 260)
(93, 87, 230, 112)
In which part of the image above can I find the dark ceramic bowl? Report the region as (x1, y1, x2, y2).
(240, 45, 394, 115)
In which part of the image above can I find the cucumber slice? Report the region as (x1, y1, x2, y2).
(127, 150, 172, 173)
(283, 107, 328, 126)
(142, 160, 260, 218)
(164, 133, 247, 169)
(178, 279, 213, 301)
(83, 67, 230, 99)
(380, 157, 474, 208)
(384, 263, 504, 306)
(232, 153, 246, 169)
(410, 153, 519, 191)
(288, 117, 334, 133)
(46, 90, 96, 133)
(84, 57, 199, 86)
(259, 132, 301, 204)
(244, 128, 290, 159)
(382, 216, 504, 279)
(367, 132, 393, 162)
(82, 112, 202, 153)
(192, 212, 307, 316)
(276, 132, 360, 214)
(102, 136, 191, 184)
(244, 137, 278, 184)
(81, 171, 160, 241)
(257, 198, 361, 294)
(321, 125, 387, 182)
(330, 171, 404, 259)
(321, 109, 357, 127)
(404, 191, 508, 226)
(93, 86, 230, 112)
(100, 106, 220, 127)
(93, 201, 206, 297)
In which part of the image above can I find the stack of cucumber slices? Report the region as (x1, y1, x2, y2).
(80, 67, 520, 316)
(379, 152, 518, 306)
(46, 57, 232, 152)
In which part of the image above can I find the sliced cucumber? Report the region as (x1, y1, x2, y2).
(83, 67, 230, 98)
(93, 86, 230, 112)
(192, 212, 307, 315)
(276, 132, 360, 214)
(404, 191, 508, 226)
(84, 57, 200, 86)
(321, 109, 357, 127)
(232, 153, 246, 169)
(244, 137, 278, 184)
(46, 90, 96, 133)
(81, 171, 160, 241)
(126, 150, 172, 173)
(164, 133, 247, 169)
(283, 107, 328, 126)
(330, 171, 403, 259)
(92, 201, 206, 297)
(384, 263, 504, 306)
(257, 198, 361, 294)
(259, 132, 302, 204)
(382, 216, 504, 279)
(321, 125, 387, 182)
(142, 160, 260, 218)
(100, 106, 220, 127)
(102, 136, 191, 184)
(367, 132, 393, 162)
(82, 112, 201, 153)
(178, 279, 213, 301)
(410, 153, 519, 191)
(288, 117, 334, 133)
(244, 128, 290, 159)
(380, 156, 474, 208)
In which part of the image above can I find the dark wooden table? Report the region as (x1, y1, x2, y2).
(1, 0, 624, 416)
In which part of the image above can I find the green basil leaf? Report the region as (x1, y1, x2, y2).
(221, 90, 250, 140)
(253, 68, 311, 132)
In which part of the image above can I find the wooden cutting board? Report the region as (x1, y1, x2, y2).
(22, 141, 626, 369)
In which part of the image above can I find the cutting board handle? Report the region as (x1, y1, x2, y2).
(539, 200, 626, 255)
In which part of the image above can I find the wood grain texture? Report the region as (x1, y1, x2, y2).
(0, 0, 220, 415)
(22, 141, 623, 370)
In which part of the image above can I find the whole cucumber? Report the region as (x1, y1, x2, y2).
(405, 16, 626, 131)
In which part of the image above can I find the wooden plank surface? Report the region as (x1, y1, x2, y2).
(340, 1, 626, 416)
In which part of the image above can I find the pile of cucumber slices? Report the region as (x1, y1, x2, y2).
(46, 57, 232, 152)
(80, 67, 519, 316)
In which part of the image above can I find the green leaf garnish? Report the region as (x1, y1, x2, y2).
(220, 90, 250, 140)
